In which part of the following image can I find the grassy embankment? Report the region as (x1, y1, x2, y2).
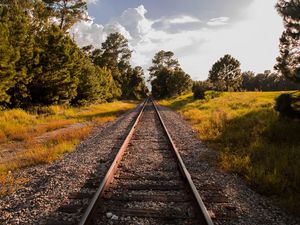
(0, 101, 136, 195)
(160, 92, 300, 214)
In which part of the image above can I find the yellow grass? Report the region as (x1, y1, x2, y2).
(160, 92, 300, 214)
(0, 101, 136, 195)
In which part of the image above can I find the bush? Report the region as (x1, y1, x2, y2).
(275, 91, 300, 118)
(204, 90, 221, 101)
(192, 81, 212, 99)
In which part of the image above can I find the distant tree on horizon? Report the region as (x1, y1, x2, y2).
(149, 50, 192, 98)
(208, 54, 242, 91)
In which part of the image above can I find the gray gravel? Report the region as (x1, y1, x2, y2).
(0, 101, 299, 225)
(157, 104, 300, 225)
(0, 103, 143, 225)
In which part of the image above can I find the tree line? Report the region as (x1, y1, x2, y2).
(0, 0, 148, 109)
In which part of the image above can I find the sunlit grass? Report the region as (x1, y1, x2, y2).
(160, 92, 300, 214)
(0, 101, 136, 195)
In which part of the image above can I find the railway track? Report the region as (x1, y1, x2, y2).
(79, 98, 213, 225)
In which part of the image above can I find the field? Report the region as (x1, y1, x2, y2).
(0, 101, 136, 195)
(160, 92, 300, 214)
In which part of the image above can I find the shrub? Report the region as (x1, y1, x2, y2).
(204, 90, 221, 101)
(275, 91, 300, 118)
(192, 81, 212, 99)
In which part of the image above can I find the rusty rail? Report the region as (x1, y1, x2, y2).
(79, 98, 214, 225)
(79, 98, 148, 225)
(152, 99, 214, 225)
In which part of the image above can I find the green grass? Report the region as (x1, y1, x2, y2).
(160, 92, 300, 215)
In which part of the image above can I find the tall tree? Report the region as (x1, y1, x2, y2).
(6, 1, 36, 107)
(42, 0, 87, 31)
(93, 32, 132, 98)
(121, 66, 149, 100)
(0, 6, 17, 104)
(149, 51, 191, 98)
(148, 50, 179, 79)
(208, 54, 242, 91)
(274, 0, 300, 82)
(30, 25, 79, 105)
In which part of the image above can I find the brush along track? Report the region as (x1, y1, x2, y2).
(79, 99, 213, 225)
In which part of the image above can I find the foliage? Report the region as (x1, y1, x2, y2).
(30, 25, 79, 105)
(42, 0, 88, 30)
(241, 70, 300, 91)
(94, 32, 131, 97)
(275, 0, 300, 82)
(192, 81, 213, 99)
(121, 66, 149, 100)
(91, 33, 148, 100)
(275, 91, 300, 118)
(160, 92, 300, 214)
(0, 6, 17, 104)
(0, 2, 37, 107)
(0, 3, 147, 109)
(208, 54, 242, 91)
(149, 50, 179, 78)
(149, 51, 192, 98)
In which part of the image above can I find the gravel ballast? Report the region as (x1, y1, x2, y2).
(157, 104, 299, 225)
(0, 102, 299, 225)
(0, 104, 142, 225)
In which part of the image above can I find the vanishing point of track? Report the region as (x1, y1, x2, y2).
(79, 98, 214, 225)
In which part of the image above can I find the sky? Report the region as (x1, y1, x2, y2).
(72, 0, 284, 81)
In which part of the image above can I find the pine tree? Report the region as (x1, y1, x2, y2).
(6, 1, 36, 107)
(92, 33, 132, 99)
(275, 0, 300, 82)
(30, 25, 79, 105)
(42, 0, 87, 31)
(0, 6, 17, 104)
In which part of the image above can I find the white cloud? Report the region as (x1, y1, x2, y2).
(70, 19, 105, 48)
(85, 0, 98, 4)
(169, 16, 202, 24)
(207, 17, 229, 26)
(72, 0, 284, 81)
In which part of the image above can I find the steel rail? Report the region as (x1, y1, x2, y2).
(79, 98, 148, 225)
(151, 99, 214, 225)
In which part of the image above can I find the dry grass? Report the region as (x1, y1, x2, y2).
(160, 92, 300, 214)
(0, 101, 136, 195)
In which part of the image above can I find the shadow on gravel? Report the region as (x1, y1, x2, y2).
(41, 105, 143, 225)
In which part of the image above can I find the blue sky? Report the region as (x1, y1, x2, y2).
(74, 0, 284, 80)
(88, 0, 253, 23)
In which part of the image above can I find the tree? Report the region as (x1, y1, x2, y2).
(0, 6, 17, 104)
(208, 54, 242, 91)
(149, 51, 191, 98)
(6, 1, 36, 107)
(275, 0, 300, 82)
(241, 71, 256, 91)
(149, 50, 179, 79)
(42, 0, 87, 31)
(121, 66, 149, 100)
(192, 81, 213, 99)
(92, 32, 132, 98)
(30, 25, 79, 105)
(166, 67, 192, 97)
(0, 1, 38, 107)
(240, 70, 300, 91)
